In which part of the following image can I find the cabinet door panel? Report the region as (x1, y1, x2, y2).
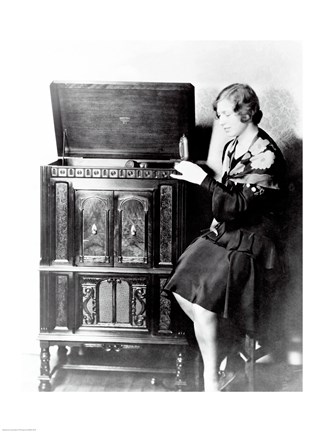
(40, 271, 75, 332)
(49, 180, 74, 265)
(79, 275, 149, 331)
(115, 191, 152, 267)
(75, 191, 114, 266)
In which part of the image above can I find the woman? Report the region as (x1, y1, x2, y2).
(166, 83, 286, 392)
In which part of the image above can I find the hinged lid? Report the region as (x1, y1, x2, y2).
(50, 81, 195, 160)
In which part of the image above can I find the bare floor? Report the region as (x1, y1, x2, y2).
(21, 347, 302, 392)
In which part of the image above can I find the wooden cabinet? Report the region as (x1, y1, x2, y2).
(39, 81, 200, 391)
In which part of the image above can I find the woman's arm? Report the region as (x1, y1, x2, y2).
(170, 161, 208, 185)
(171, 160, 281, 223)
(201, 175, 273, 222)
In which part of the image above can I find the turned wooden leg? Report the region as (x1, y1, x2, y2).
(175, 352, 187, 391)
(38, 343, 51, 392)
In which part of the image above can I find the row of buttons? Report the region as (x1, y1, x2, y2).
(51, 167, 175, 179)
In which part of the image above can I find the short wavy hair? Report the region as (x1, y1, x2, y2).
(213, 83, 263, 125)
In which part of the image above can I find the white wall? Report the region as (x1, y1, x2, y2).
(17, 40, 302, 356)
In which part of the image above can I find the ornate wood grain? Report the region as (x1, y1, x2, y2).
(159, 278, 172, 333)
(55, 183, 68, 260)
(159, 185, 173, 265)
(116, 193, 151, 265)
(55, 275, 68, 327)
(76, 191, 113, 266)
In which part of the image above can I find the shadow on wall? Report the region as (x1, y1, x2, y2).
(190, 86, 302, 358)
(261, 88, 302, 348)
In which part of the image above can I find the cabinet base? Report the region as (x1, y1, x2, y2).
(38, 342, 202, 392)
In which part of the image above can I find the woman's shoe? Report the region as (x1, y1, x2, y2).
(227, 352, 246, 373)
(217, 370, 237, 391)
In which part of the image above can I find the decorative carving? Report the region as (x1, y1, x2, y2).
(39, 345, 51, 392)
(131, 284, 147, 327)
(102, 344, 122, 352)
(159, 278, 172, 332)
(159, 185, 173, 265)
(82, 282, 97, 325)
(51, 166, 174, 179)
(80, 276, 148, 328)
(81, 276, 102, 284)
(58, 168, 67, 177)
(100, 343, 141, 351)
(40, 346, 50, 376)
(55, 182, 68, 260)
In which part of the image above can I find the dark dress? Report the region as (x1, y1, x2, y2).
(164, 128, 286, 336)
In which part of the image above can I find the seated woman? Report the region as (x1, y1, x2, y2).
(165, 83, 286, 391)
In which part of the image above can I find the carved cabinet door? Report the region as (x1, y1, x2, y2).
(75, 190, 114, 266)
(79, 274, 149, 331)
(114, 191, 152, 267)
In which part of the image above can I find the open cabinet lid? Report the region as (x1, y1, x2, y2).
(50, 81, 195, 160)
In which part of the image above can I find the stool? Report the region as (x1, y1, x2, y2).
(243, 334, 256, 391)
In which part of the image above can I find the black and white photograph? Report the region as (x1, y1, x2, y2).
(2, 1, 323, 431)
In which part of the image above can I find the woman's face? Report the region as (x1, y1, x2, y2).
(216, 98, 249, 138)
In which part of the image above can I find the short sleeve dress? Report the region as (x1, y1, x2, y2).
(164, 128, 286, 336)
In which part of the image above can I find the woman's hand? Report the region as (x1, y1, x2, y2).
(170, 161, 207, 185)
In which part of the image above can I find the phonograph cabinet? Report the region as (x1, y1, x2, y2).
(39, 81, 200, 391)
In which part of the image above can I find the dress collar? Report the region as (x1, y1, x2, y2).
(234, 129, 259, 160)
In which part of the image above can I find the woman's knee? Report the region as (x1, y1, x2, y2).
(192, 303, 218, 326)
(172, 292, 194, 321)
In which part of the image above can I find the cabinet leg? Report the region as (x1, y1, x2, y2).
(38, 344, 51, 392)
(175, 352, 187, 391)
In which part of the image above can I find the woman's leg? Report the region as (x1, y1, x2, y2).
(172, 292, 194, 321)
(172, 293, 220, 391)
(192, 303, 220, 392)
